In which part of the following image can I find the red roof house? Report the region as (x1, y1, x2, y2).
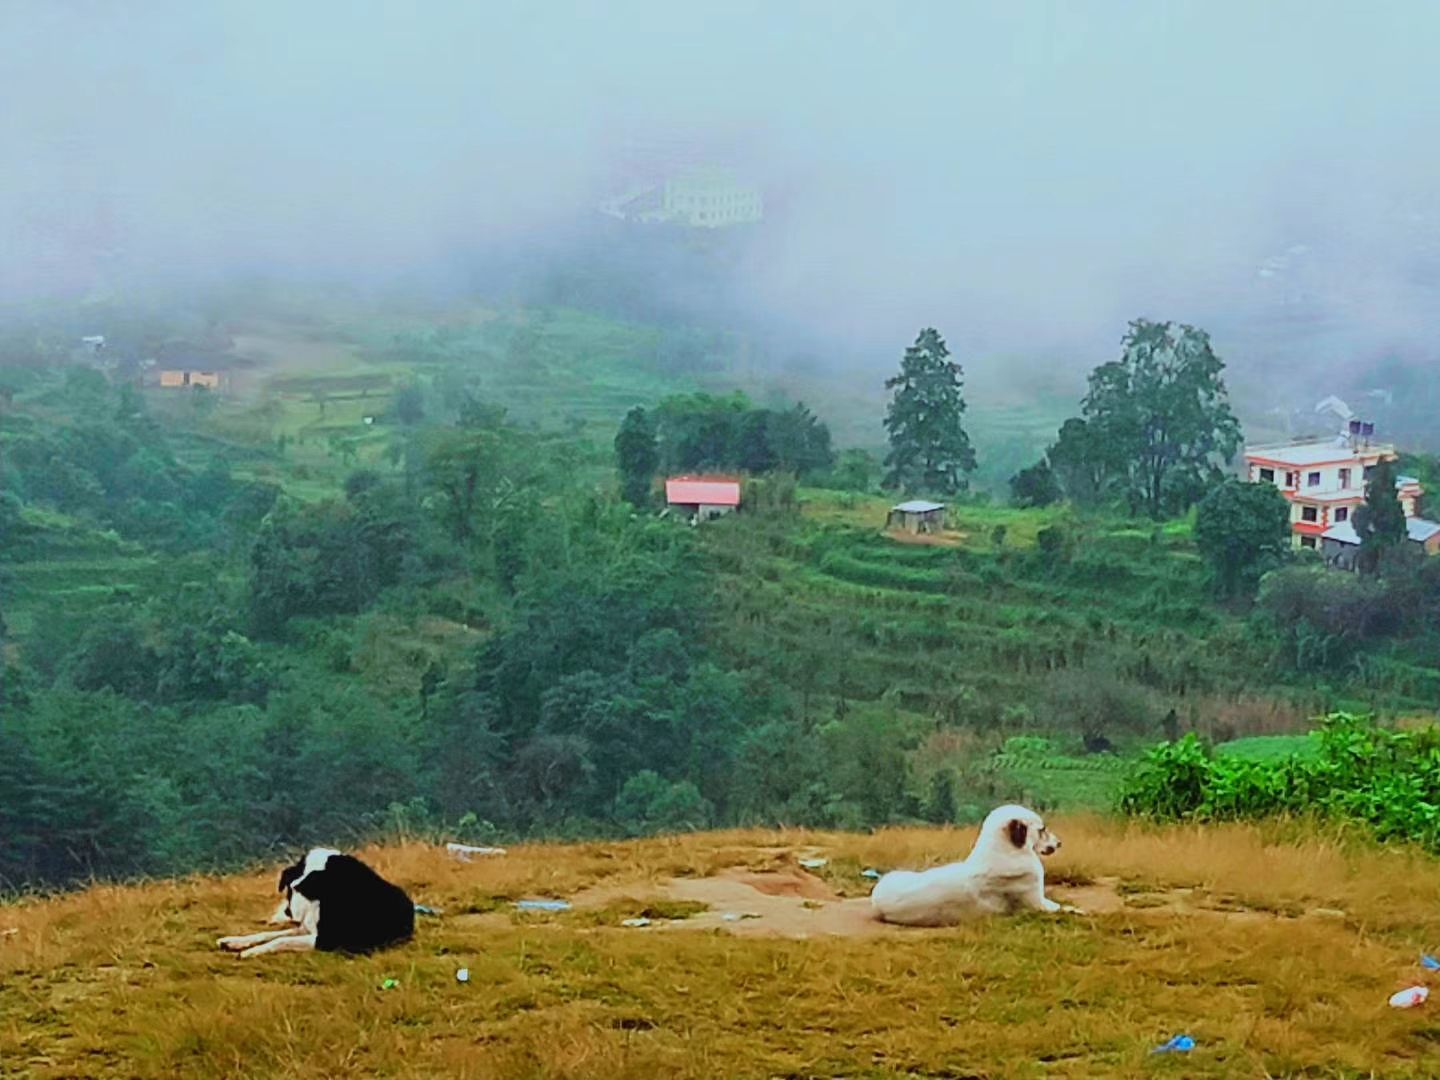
(664, 476, 740, 521)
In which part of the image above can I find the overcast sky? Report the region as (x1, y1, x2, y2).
(6, 1, 1440, 363)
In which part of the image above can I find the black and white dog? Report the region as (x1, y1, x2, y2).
(217, 848, 415, 959)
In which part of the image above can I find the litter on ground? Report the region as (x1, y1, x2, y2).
(456, 968, 470, 983)
(413, 904, 443, 916)
(798, 858, 828, 869)
(1390, 986, 1429, 1008)
(720, 912, 762, 922)
(446, 843, 507, 861)
(380, 978, 400, 991)
(861, 869, 881, 880)
(514, 899, 571, 912)
(1421, 953, 1440, 971)
(620, 917, 652, 927)
(1152, 1035, 1195, 1054)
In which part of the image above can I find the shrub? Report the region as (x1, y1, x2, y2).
(1036, 525, 1070, 559)
(922, 768, 960, 823)
(615, 771, 714, 835)
(1253, 566, 1402, 671)
(1040, 667, 1159, 746)
(1118, 713, 1440, 850)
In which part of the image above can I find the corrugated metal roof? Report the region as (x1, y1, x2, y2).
(1321, 521, 1359, 545)
(1323, 518, 1440, 544)
(665, 477, 741, 507)
(1408, 517, 1440, 543)
(891, 500, 945, 513)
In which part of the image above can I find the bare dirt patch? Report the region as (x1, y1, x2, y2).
(559, 861, 1345, 940)
(715, 867, 838, 900)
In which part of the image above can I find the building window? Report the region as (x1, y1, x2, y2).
(1259, 467, 1275, 483)
(1339, 467, 1351, 488)
(1364, 464, 1375, 480)
(1286, 471, 1299, 487)
(1301, 506, 1319, 523)
(1307, 471, 1321, 487)
(1300, 535, 1317, 549)
(1335, 506, 1349, 522)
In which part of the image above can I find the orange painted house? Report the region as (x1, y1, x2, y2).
(1243, 437, 1425, 552)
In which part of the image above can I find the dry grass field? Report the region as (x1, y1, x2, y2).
(5, 819, 1440, 1079)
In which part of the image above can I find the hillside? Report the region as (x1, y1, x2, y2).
(6, 821, 1440, 1078)
(4, 300, 1439, 895)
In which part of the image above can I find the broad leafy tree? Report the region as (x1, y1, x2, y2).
(1082, 320, 1242, 518)
(1194, 480, 1291, 598)
(1045, 418, 1122, 505)
(883, 328, 976, 493)
(830, 448, 877, 492)
(1009, 460, 1061, 508)
(767, 403, 833, 475)
(652, 393, 833, 478)
(423, 417, 542, 546)
(614, 406, 659, 508)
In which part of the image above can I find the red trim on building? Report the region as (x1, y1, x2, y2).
(1245, 452, 1389, 470)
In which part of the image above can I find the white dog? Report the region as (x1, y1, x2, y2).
(870, 804, 1078, 926)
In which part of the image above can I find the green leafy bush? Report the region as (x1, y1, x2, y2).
(1118, 713, 1440, 848)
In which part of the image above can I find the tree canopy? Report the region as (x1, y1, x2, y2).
(1009, 459, 1061, 508)
(883, 328, 976, 494)
(614, 406, 658, 509)
(650, 393, 833, 478)
(1081, 320, 1241, 518)
(1354, 456, 1407, 574)
(1194, 479, 1291, 598)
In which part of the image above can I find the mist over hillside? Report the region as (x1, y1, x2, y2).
(4, 0, 1440, 451)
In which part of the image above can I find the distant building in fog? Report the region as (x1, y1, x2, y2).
(600, 166, 762, 229)
(659, 168, 762, 227)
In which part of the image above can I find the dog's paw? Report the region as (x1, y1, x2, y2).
(1059, 903, 1086, 915)
(216, 936, 246, 951)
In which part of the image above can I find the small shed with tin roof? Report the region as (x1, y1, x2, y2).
(887, 499, 945, 534)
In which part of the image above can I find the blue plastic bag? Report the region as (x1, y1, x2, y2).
(1152, 1035, 1195, 1054)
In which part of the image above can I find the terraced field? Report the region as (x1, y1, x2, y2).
(1, 510, 168, 639)
(704, 512, 1260, 712)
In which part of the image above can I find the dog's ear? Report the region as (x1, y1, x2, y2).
(278, 861, 303, 894)
(1007, 818, 1029, 849)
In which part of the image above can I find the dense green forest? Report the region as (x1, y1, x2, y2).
(2, 299, 1438, 891)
